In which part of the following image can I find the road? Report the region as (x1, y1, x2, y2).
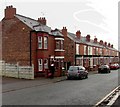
(2, 70, 119, 106)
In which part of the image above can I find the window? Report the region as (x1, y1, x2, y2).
(38, 37, 42, 49)
(84, 46, 87, 55)
(61, 40, 64, 49)
(55, 40, 64, 50)
(76, 44, 79, 55)
(100, 48, 102, 55)
(88, 46, 92, 55)
(38, 59, 43, 71)
(56, 41, 60, 49)
(44, 37, 48, 49)
(44, 59, 48, 69)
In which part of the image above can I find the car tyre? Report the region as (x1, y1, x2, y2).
(85, 75, 88, 79)
(67, 76, 70, 80)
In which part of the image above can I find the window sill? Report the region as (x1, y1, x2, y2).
(55, 49, 65, 52)
(38, 48, 48, 50)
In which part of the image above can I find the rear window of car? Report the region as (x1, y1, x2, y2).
(69, 66, 78, 71)
(99, 65, 108, 68)
(69, 66, 85, 71)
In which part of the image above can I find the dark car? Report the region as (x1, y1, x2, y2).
(98, 65, 110, 73)
(110, 63, 120, 70)
(66, 66, 88, 79)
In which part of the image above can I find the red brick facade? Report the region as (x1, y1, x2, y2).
(1, 5, 119, 78)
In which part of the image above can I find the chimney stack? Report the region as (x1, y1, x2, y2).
(86, 34, 90, 42)
(104, 42, 107, 46)
(108, 43, 111, 47)
(99, 40, 103, 45)
(76, 30, 81, 39)
(94, 37, 97, 43)
(111, 44, 113, 48)
(62, 27, 67, 37)
(38, 17, 46, 25)
(5, 5, 16, 19)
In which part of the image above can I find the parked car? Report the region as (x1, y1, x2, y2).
(66, 66, 88, 79)
(98, 65, 110, 73)
(109, 63, 120, 70)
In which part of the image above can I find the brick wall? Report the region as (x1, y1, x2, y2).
(62, 27, 75, 65)
(2, 17, 32, 66)
(0, 21, 2, 60)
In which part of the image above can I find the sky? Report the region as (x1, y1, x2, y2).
(0, 0, 119, 50)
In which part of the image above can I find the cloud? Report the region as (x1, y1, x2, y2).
(73, 9, 109, 34)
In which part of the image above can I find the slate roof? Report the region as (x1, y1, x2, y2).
(15, 14, 52, 34)
(67, 32, 117, 51)
(51, 29, 64, 37)
(15, 14, 117, 51)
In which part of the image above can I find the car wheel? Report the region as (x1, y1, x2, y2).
(67, 76, 70, 80)
(85, 75, 88, 79)
(79, 76, 82, 80)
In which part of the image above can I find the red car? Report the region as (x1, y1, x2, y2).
(110, 63, 120, 70)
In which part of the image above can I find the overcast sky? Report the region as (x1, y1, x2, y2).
(0, 0, 119, 49)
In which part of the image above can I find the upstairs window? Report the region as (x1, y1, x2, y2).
(38, 36, 42, 49)
(56, 41, 60, 49)
(44, 37, 48, 49)
(61, 40, 64, 50)
(76, 44, 79, 55)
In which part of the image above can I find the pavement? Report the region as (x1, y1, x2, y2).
(111, 95, 120, 107)
(2, 70, 98, 93)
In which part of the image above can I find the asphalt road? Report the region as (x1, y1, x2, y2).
(2, 70, 119, 106)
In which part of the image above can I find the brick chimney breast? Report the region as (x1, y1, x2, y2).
(5, 5, 16, 19)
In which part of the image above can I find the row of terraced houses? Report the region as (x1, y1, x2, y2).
(1, 6, 119, 77)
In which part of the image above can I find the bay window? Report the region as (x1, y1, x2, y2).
(55, 40, 64, 50)
(38, 36, 48, 49)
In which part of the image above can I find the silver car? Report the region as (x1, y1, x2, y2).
(67, 66, 88, 79)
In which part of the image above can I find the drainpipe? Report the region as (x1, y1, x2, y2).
(30, 31, 32, 66)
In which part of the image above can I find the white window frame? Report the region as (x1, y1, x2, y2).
(38, 36, 42, 49)
(76, 44, 79, 55)
(38, 59, 43, 71)
(44, 37, 48, 49)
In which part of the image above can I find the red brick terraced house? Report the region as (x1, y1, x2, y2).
(1, 5, 119, 77)
(61, 27, 119, 71)
(1, 6, 65, 77)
